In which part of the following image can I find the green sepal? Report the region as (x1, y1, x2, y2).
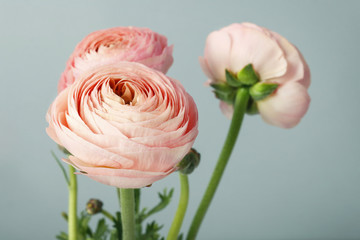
(246, 99, 259, 115)
(237, 64, 260, 85)
(249, 82, 279, 101)
(210, 82, 234, 93)
(225, 69, 243, 87)
(213, 89, 236, 104)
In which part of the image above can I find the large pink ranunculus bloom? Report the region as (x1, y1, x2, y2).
(199, 23, 311, 128)
(58, 27, 173, 92)
(47, 62, 198, 188)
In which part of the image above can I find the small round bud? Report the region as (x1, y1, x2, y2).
(86, 199, 103, 215)
(177, 148, 201, 175)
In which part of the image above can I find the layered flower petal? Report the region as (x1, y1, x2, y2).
(47, 62, 198, 188)
(58, 27, 173, 92)
(257, 81, 310, 128)
(200, 22, 311, 128)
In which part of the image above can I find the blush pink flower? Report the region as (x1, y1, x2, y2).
(58, 27, 173, 92)
(47, 62, 198, 188)
(199, 23, 311, 128)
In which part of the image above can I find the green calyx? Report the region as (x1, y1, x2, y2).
(210, 64, 279, 114)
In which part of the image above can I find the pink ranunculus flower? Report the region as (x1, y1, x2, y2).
(47, 62, 198, 188)
(199, 23, 311, 128)
(58, 26, 174, 92)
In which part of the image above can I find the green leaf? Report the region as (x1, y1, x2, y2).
(236, 64, 260, 85)
(140, 221, 163, 240)
(249, 82, 279, 101)
(56, 232, 68, 240)
(177, 233, 184, 240)
(137, 189, 174, 223)
(93, 218, 108, 239)
(51, 150, 70, 186)
(225, 69, 243, 87)
(147, 189, 174, 217)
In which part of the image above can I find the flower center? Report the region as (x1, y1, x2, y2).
(111, 81, 136, 105)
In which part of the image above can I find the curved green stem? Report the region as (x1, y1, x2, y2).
(167, 173, 189, 240)
(120, 188, 136, 240)
(68, 165, 78, 240)
(101, 209, 116, 222)
(186, 88, 249, 240)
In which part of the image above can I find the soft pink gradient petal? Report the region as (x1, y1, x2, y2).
(203, 30, 232, 82)
(270, 31, 311, 88)
(64, 156, 171, 188)
(199, 22, 311, 128)
(223, 24, 288, 81)
(257, 82, 310, 128)
(47, 62, 198, 188)
(219, 101, 234, 119)
(58, 27, 173, 92)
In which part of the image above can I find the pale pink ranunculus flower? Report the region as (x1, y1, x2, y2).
(47, 62, 198, 188)
(199, 23, 311, 128)
(58, 26, 173, 92)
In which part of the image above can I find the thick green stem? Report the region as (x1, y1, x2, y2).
(68, 165, 78, 240)
(186, 88, 249, 240)
(167, 173, 189, 240)
(120, 188, 136, 240)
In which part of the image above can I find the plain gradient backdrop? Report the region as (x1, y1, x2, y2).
(1, 0, 359, 239)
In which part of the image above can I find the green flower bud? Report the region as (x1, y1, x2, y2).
(177, 148, 201, 175)
(249, 82, 279, 101)
(86, 199, 103, 215)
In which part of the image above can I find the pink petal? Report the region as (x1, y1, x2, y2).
(223, 23, 287, 81)
(257, 81, 310, 128)
(270, 31, 311, 88)
(203, 30, 233, 82)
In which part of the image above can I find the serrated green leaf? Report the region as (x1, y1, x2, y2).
(249, 82, 279, 101)
(226, 69, 243, 87)
(56, 232, 68, 240)
(51, 150, 70, 186)
(93, 218, 108, 239)
(177, 233, 184, 240)
(236, 64, 260, 85)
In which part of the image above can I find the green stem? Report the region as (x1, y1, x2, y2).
(68, 165, 78, 240)
(186, 88, 249, 240)
(117, 188, 121, 210)
(120, 188, 136, 240)
(101, 209, 116, 222)
(167, 173, 189, 240)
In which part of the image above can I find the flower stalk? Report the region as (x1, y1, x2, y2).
(167, 173, 189, 240)
(120, 188, 136, 240)
(186, 88, 249, 240)
(68, 165, 78, 240)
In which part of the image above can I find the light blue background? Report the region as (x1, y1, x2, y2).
(1, 0, 359, 239)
